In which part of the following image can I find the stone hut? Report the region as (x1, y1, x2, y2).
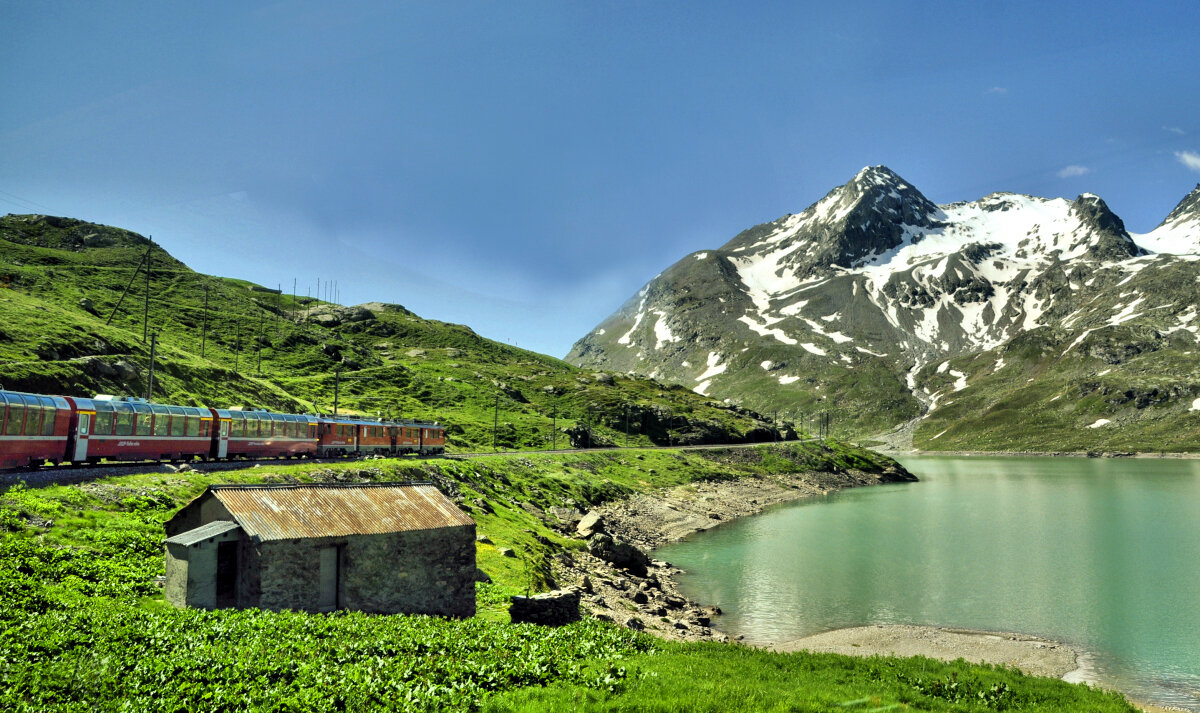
(164, 482, 476, 617)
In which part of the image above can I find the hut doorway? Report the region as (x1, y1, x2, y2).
(215, 541, 238, 607)
(318, 545, 343, 612)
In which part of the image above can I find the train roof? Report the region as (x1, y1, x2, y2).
(211, 409, 315, 423)
(0, 389, 70, 410)
(316, 415, 442, 428)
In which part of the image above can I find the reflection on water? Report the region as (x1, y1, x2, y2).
(655, 456, 1200, 711)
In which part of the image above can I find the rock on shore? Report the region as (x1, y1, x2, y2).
(550, 463, 915, 642)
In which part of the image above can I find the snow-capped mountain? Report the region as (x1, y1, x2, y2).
(567, 167, 1200, 446)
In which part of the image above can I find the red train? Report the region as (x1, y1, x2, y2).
(0, 388, 445, 471)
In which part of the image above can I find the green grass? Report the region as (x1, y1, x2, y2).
(483, 644, 1135, 713)
(0, 445, 1136, 711)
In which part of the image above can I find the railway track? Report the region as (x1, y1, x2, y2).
(2, 439, 819, 489)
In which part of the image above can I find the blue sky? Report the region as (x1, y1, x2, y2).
(2, 1, 1198, 358)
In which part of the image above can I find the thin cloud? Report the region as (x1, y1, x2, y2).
(985, 86, 1008, 95)
(1057, 165, 1091, 178)
(1164, 126, 1186, 135)
(1176, 151, 1200, 172)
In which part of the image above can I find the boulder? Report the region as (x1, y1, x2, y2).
(576, 512, 605, 537)
(509, 589, 581, 626)
(113, 360, 139, 382)
(587, 533, 650, 576)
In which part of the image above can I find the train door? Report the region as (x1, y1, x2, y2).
(217, 420, 230, 458)
(73, 412, 92, 461)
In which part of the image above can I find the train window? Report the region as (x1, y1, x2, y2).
(186, 416, 201, 438)
(152, 408, 170, 437)
(42, 403, 57, 436)
(134, 405, 153, 436)
(114, 404, 134, 436)
(21, 396, 42, 436)
(4, 401, 22, 436)
(93, 409, 113, 435)
(231, 414, 244, 438)
(22, 408, 40, 437)
(169, 407, 186, 436)
(309, 424, 316, 438)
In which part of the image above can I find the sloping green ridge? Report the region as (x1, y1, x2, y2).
(0, 214, 786, 450)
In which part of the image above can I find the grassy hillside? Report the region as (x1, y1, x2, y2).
(913, 326, 1200, 452)
(0, 447, 1134, 712)
(0, 214, 785, 450)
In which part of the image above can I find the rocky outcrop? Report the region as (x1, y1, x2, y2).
(509, 589, 581, 625)
(586, 533, 650, 576)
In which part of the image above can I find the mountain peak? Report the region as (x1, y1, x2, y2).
(852, 164, 907, 187)
(1159, 183, 1200, 228)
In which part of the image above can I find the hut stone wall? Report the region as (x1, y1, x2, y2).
(252, 524, 475, 616)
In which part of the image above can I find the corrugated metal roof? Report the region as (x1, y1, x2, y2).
(166, 520, 241, 547)
(207, 483, 474, 541)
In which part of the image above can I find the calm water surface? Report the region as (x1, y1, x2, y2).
(655, 456, 1200, 710)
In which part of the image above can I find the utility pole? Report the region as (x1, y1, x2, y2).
(492, 394, 500, 452)
(200, 286, 209, 359)
(146, 331, 158, 400)
(106, 250, 147, 326)
(142, 242, 152, 343)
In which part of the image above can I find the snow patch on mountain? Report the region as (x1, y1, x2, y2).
(695, 352, 727, 382)
(618, 296, 648, 346)
(652, 311, 678, 349)
(738, 315, 797, 345)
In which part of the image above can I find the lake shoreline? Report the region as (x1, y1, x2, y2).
(591, 459, 1187, 713)
(878, 447, 1200, 459)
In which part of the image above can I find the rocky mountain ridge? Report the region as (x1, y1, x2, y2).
(568, 168, 1200, 448)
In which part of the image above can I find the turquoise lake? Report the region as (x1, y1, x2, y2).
(655, 456, 1200, 711)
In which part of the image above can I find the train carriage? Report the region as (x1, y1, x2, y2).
(0, 390, 72, 469)
(67, 397, 213, 464)
(215, 409, 317, 460)
(417, 422, 446, 455)
(315, 417, 360, 457)
(0, 386, 446, 473)
(393, 423, 422, 454)
(357, 422, 393, 455)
